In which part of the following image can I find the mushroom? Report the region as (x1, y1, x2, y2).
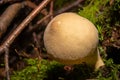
(44, 12, 104, 70)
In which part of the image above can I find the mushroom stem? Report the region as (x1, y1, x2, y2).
(95, 49, 105, 70)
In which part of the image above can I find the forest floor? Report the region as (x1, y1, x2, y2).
(0, 0, 120, 80)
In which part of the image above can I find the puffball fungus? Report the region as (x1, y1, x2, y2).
(44, 12, 104, 70)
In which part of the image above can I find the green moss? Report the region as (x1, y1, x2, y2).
(11, 58, 94, 80)
(54, 0, 74, 9)
(78, 0, 109, 23)
(78, 0, 110, 41)
(11, 59, 64, 80)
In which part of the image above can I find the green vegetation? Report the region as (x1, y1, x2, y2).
(78, 0, 109, 41)
(11, 0, 120, 80)
(78, 0, 120, 79)
(11, 58, 120, 80)
(79, 0, 120, 42)
(11, 59, 64, 80)
(11, 58, 94, 80)
(96, 47, 120, 80)
(97, 59, 120, 80)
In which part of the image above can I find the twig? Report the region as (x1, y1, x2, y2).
(15, 49, 31, 58)
(37, 0, 53, 24)
(33, 32, 41, 53)
(34, 47, 42, 60)
(37, 14, 51, 25)
(33, 33, 39, 45)
(0, 3, 22, 38)
(28, 1, 54, 32)
(28, 0, 84, 32)
(33, 33, 49, 60)
(50, 0, 53, 19)
(0, 0, 52, 55)
(55, 0, 84, 15)
(4, 47, 10, 80)
(23, 1, 49, 16)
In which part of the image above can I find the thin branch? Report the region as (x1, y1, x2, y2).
(50, 0, 54, 19)
(0, 0, 52, 55)
(28, 0, 84, 32)
(33, 32, 42, 60)
(28, 1, 54, 32)
(37, 14, 51, 25)
(4, 47, 10, 80)
(33, 32, 41, 52)
(37, 1, 54, 25)
(23, 1, 49, 16)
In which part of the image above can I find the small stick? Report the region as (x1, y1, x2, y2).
(29, 1, 54, 32)
(4, 47, 10, 80)
(36, 14, 51, 25)
(0, 0, 52, 55)
(37, 0, 53, 24)
(33, 32, 41, 52)
(23, 1, 49, 16)
(33, 32, 42, 60)
(50, 0, 54, 19)
(28, 0, 84, 32)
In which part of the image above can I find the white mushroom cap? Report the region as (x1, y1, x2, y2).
(44, 12, 104, 69)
